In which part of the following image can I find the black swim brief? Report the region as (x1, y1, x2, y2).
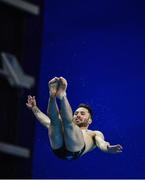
(52, 145, 85, 160)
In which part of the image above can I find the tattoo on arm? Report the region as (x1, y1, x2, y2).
(32, 106, 40, 114)
(32, 106, 51, 128)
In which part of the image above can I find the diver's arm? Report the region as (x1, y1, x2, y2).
(32, 106, 50, 128)
(26, 95, 50, 128)
(94, 131, 110, 152)
(94, 131, 123, 153)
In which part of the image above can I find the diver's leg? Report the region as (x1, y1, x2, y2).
(57, 77, 85, 152)
(47, 77, 64, 149)
(60, 96, 84, 152)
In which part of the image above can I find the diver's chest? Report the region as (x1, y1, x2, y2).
(82, 130, 95, 144)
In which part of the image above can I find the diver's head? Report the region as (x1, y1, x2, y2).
(73, 103, 92, 128)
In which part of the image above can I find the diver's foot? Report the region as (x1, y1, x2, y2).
(56, 77, 67, 99)
(48, 77, 59, 97)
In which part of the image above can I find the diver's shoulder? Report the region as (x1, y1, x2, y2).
(88, 129, 104, 137)
(87, 129, 102, 133)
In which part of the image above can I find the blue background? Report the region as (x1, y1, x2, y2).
(32, 0, 145, 178)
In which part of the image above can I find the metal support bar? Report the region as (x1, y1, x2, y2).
(0, 142, 30, 158)
(1, 0, 40, 15)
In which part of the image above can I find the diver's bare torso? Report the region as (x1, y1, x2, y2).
(81, 129, 98, 155)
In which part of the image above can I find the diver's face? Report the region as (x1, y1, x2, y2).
(73, 107, 92, 127)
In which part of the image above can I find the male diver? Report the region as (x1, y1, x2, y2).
(26, 77, 123, 160)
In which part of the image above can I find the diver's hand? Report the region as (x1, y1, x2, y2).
(26, 95, 37, 109)
(107, 144, 123, 153)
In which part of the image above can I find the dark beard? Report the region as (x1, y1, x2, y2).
(76, 122, 89, 128)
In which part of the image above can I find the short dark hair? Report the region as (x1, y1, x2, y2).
(78, 103, 93, 118)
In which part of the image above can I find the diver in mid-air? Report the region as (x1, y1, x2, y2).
(26, 77, 123, 160)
